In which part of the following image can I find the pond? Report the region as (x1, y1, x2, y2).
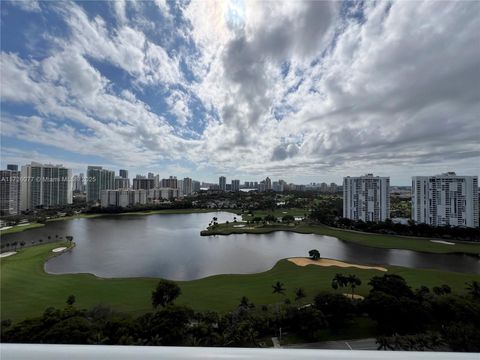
(3, 212, 479, 280)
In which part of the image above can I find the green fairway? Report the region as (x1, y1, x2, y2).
(0, 223, 45, 235)
(2, 242, 479, 323)
(203, 222, 480, 255)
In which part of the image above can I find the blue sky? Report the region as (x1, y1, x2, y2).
(1, 0, 479, 185)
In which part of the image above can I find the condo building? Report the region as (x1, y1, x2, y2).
(0, 168, 20, 215)
(219, 176, 226, 191)
(412, 173, 479, 228)
(86, 166, 115, 203)
(343, 174, 390, 222)
(20, 162, 72, 211)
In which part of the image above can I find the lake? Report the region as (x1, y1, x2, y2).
(3, 212, 479, 280)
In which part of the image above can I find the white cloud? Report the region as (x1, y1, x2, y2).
(1, 0, 479, 183)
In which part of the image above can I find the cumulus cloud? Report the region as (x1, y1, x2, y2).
(1, 0, 479, 182)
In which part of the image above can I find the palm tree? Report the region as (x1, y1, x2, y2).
(347, 274, 362, 299)
(331, 273, 348, 291)
(466, 280, 480, 299)
(272, 281, 286, 295)
(295, 288, 306, 302)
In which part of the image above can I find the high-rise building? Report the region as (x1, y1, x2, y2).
(412, 173, 479, 228)
(133, 176, 155, 190)
(119, 169, 128, 179)
(183, 177, 193, 195)
(343, 174, 390, 222)
(6, 164, 18, 171)
(161, 176, 177, 189)
(192, 180, 200, 193)
(72, 173, 85, 192)
(0, 169, 20, 215)
(231, 179, 240, 192)
(86, 166, 115, 203)
(20, 162, 73, 211)
(265, 177, 272, 191)
(114, 176, 130, 189)
(219, 176, 226, 191)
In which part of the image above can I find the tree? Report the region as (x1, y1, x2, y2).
(466, 280, 480, 299)
(239, 296, 254, 309)
(66, 295, 76, 306)
(282, 215, 295, 223)
(331, 273, 348, 291)
(66, 236, 74, 245)
(308, 249, 320, 261)
(432, 284, 452, 296)
(272, 281, 286, 295)
(20, 241, 26, 248)
(346, 274, 362, 299)
(152, 279, 181, 308)
(295, 288, 306, 302)
(264, 214, 276, 222)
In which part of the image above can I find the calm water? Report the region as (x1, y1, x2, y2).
(3, 212, 479, 280)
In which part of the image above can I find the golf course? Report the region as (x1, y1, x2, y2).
(2, 241, 479, 323)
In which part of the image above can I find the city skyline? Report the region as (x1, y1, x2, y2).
(1, 1, 479, 185)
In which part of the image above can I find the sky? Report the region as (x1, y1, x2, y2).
(0, 0, 479, 185)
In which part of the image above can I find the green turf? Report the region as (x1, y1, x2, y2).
(203, 222, 480, 255)
(2, 242, 479, 323)
(0, 223, 46, 235)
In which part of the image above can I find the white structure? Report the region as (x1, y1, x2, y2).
(86, 166, 115, 203)
(114, 176, 130, 189)
(183, 177, 193, 196)
(343, 174, 390, 222)
(0, 169, 20, 215)
(100, 188, 179, 208)
(20, 162, 72, 211)
(412, 173, 479, 228)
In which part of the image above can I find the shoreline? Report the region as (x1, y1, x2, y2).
(3, 242, 479, 323)
(0, 208, 238, 236)
(201, 223, 480, 256)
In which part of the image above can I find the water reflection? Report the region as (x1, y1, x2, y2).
(2, 212, 479, 280)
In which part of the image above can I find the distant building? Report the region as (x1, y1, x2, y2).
(193, 180, 201, 193)
(0, 169, 20, 215)
(161, 176, 177, 189)
(219, 176, 226, 191)
(101, 188, 179, 208)
(343, 174, 390, 222)
(265, 177, 272, 191)
(21, 162, 73, 211)
(114, 176, 130, 189)
(183, 177, 193, 195)
(272, 181, 284, 192)
(72, 173, 86, 192)
(231, 179, 240, 192)
(133, 176, 155, 190)
(412, 173, 479, 228)
(6, 164, 18, 171)
(86, 166, 115, 203)
(119, 169, 128, 179)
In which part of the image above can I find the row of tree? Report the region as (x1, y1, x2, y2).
(310, 205, 480, 241)
(2, 276, 479, 351)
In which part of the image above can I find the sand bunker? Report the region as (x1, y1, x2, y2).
(52, 247, 67, 253)
(233, 224, 246, 228)
(430, 240, 455, 245)
(288, 257, 387, 272)
(0, 251, 17, 258)
(343, 293, 365, 300)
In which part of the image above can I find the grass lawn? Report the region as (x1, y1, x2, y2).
(2, 242, 479, 323)
(0, 223, 46, 235)
(203, 222, 480, 255)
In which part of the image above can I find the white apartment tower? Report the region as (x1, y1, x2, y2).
(412, 173, 479, 228)
(86, 166, 115, 203)
(20, 162, 72, 211)
(0, 169, 20, 215)
(343, 174, 390, 222)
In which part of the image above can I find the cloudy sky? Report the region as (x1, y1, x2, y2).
(1, 0, 479, 185)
